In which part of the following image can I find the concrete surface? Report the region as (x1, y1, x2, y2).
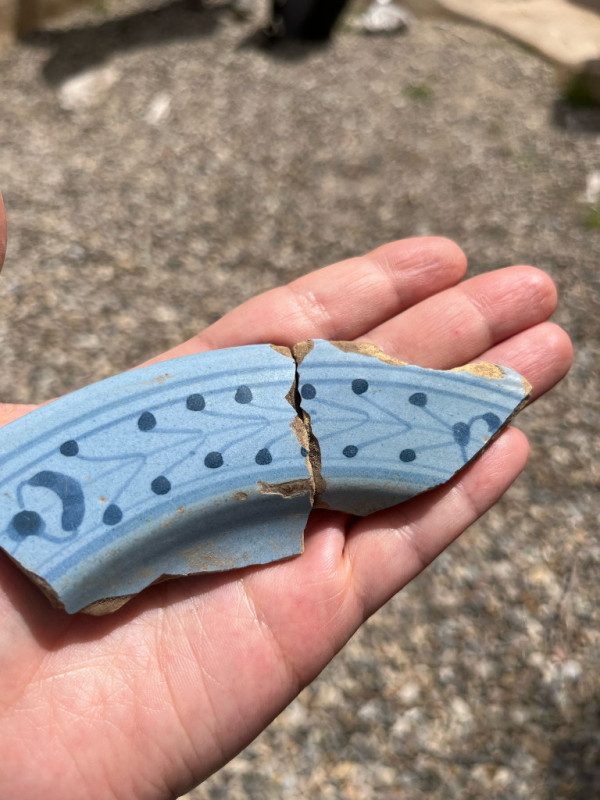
(422, 0, 600, 69)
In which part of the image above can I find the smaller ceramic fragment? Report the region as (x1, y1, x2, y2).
(295, 339, 530, 516)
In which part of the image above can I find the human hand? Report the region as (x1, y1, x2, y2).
(0, 195, 572, 799)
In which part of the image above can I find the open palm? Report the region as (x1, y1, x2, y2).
(0, 197, 572, 799)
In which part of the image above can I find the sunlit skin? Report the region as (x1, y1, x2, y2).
(0, 191, 572, 799)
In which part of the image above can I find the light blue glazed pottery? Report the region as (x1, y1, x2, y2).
(296, 340, 529, 515)
(0, 340, 530, 613)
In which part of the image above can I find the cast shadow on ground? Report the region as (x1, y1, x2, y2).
(545, 705, 600, 798)
(552, 99, 600, 134)
(552, 58, 600, 134)
(237, 26, 331, 62)
(21, 0, 228, 86)
(568, 0, 600, 12)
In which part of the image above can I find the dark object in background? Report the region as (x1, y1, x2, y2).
(271, 0, 349, 40)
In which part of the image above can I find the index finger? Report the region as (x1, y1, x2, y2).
(0, 237, 466, 424)
(146, 237, 467, 363)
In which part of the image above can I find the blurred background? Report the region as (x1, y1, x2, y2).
(0, 0, 599, 797)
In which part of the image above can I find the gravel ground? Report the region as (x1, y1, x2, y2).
(1, 2, 599, 798)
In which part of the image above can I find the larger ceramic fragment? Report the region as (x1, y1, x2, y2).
(295, 339, 531, 516)
(0, 346, 312, 614)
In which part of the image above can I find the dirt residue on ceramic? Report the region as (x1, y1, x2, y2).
(291, 340, 314, 365)
(330, 340, 409, 367)
(257, 478, 312, 498)
(270, 344, 293, 359)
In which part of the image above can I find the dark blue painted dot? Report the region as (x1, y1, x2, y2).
(186, 393, 205, 411)
(400, 449, 416, 462)
(301, 383, 316, 400)
(255, 448, 273, 465)
(351, 378, 369, 395)
(138, 411, 156, 431)
(409, 392, 427, 407)
(235, 385, 253, 404)
(453, 422, 470, 446)
(103, 504, 123, 526)
(343, 445, 358, 458)
(151, 476, 171, 495)
(11, 510, 42, 536)
(60, 440, 79, 457)
(300, 447, 308, 457)
(482, 412, 501, 432)
(204, 451, 224, 469)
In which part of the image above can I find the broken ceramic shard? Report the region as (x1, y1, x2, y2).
(0, 340, 530, 614)
(295, 340, 530, 515)
(0, 346, 312, 614)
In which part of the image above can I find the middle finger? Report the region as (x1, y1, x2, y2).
(363, 265, 557, 368)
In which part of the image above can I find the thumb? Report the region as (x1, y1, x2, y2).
(0, 404, 37, 427)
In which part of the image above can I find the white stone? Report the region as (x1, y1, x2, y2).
(58, 65, 119, 112)
(358, 699, 381, 721)
(398, 680, 421, 705)
(492, 767, 514, 790)
(145, 92, 171, 126)
(391, 707, 423, 737)
(354, 0, 411, 35)
(280, 699, 308, 726)
(582, 170, 600, 206)
(559, 659, 583, 682)
(450, 696, 473, 724)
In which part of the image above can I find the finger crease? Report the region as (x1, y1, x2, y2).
(371, 257, 405, 309)
(239, 579, 304, 692)
(286, 284, 333, 336)
(460, 289, 496, 350)
(452, 475, 485, 523)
